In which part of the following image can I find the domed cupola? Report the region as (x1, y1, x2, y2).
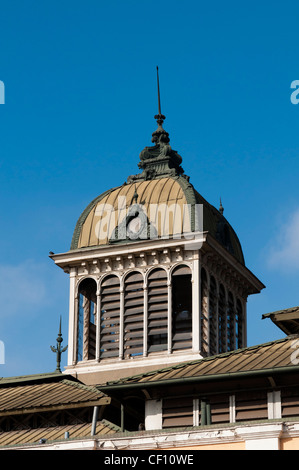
(51, 69, 264, 384)
(70, 67, 244, 266)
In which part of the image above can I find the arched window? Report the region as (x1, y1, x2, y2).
(209, 276, 218, 355)
(77, 278, 97, 362)
(236, 299, 243, 349)
(218, 284, 226, 353)
(124, 271, 144, 357)
(201, 268, 209, 355)
(172, 265, 192, 351)
(227, 292, 235, 351)
(147, 268, 168, 353)
(100, 275, 120, 359)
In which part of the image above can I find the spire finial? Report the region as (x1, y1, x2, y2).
(152, 66, 169, 145)
(219, 197, 224, 215)
(154, 66, 166, 128)
(156, 66, 162, 116)
(50, 316, 68, 373)
(126, 66, 186, 183)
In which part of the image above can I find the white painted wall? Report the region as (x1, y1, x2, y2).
(145, 399, 162, 430)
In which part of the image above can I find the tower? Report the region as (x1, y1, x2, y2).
(50, 71, 264, 385)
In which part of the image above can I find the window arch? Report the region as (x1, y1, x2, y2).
(77, 278, 97, 362)
(100, 275, 120, 359)
(171, 265, 192, 351)
(124, 271, 144, 357)
(147, 268, 168, 353)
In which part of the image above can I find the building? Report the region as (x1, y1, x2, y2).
(49, 74, 264, 386)
(1, 75, 299, 451)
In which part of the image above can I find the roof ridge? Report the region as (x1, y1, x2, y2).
(0, 372, 65, 386)
(62, 378, 106, 396)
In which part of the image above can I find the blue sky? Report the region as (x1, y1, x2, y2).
(0, 0, 299, 377)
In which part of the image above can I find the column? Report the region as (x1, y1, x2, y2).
(243, 298, 248, 348)
(95, 286, 101, 362)
(143, 284, 148, 357)
(268, 391, 281, 419)
(145, 400, 162, 430)
(119, 284, 124, 359)
(83, 296, 90, 360)
(192, 255, 201, 353)
(68, 267, 77, 365)
(214, 282, 220, 355)
(201, 272, 210, 356)
(167, 280, 172, 354)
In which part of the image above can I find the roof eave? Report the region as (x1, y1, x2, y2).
(99, 364, 299, 393)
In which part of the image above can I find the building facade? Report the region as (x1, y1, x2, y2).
(1, 83, 299, 451)
(51, 104, 264, 386)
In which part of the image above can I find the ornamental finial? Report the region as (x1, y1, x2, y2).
(152, 66, 170, 145)
(127, 66, 185, 183)
(155, 66, 164, 122)
(50, 316, 68, 373)
(219, 198, 224, 215)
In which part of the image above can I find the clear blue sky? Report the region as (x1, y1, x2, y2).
(0, 0, 299, 377)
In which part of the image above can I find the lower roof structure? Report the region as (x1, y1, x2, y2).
(1, 335, 299, 450)
(0, 420, 119, 448)
(262, 306, 299, 336)
(0, 372, 110, 414)
(99, 335, 299, 393)
(0, 372, 117, 448)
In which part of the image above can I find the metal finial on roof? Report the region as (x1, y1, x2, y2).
(154, 66, 166, 128)
(50, 316, 68, 373)
(156, 66, 162, 115)
(219, 198, 224, 215)
(127, 66, 185, 182)
(151, 67, 170, 146)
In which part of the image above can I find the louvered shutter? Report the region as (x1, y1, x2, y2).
(162, 397, 193, 428)
(124, 272, 144, 357)
(100, 275, 120, 359)
(88, 301, 96, 360)
(172, 265, 192, 350)
(201, 268, 209, 355)
(147, 268, 168, 353)
(235, 391, 268, 421)
(77, 278, 97, 362)
(209, 394, 230, 424)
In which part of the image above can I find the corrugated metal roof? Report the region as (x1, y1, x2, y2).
(0, 420, 119, 447)
(70, 176, 246, 266)
(0, 374, 109, 414)
(103, 336, 299, 388)
(75, 178, 190, 248)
